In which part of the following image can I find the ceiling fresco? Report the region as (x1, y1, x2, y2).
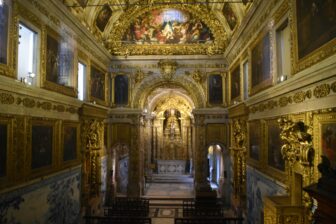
(63, 0, 253, 55)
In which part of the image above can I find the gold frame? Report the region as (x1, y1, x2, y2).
(0, 116, 14, 189)
(61, 121, 80, 167)
(247, 120, 263, 168)
(41, 27, 77, 97)
(27, 118, 58, 178)
(290, 0, 336, 74)
(249, 30, 273, 96)
(0, 0, 14, 78)
(264, 118, 286, 183)
(228, 59, 242, 105)
(313, 112, 336, 182)
(89, 62, 108, 106)
(112, 72, 131, 108)
(206, 71, 226, 107)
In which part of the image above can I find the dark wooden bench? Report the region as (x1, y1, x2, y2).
(175, 217, 244, 224)
(84, 215, 152, 224)
(104, 197, 150, 217)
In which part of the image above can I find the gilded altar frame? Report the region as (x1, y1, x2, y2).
(41, 27, 77, 97)
(0, 116, 14, 189)
(290, 0, 336, 74)
(27, 118, 58, 179)
(89, 62, 108, 106)
(61, 121, 80, 168)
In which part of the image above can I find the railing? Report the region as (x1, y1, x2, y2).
(84, 215, 152, 224)
(175, 217, 244, 224)
(104, 197, 150, 217)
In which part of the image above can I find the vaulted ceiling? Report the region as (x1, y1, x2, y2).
(62, 0, 253, 55)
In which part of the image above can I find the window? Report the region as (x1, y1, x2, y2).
(243, 60, 249, 99)
(18, 22, 38, 86)
(276, 19, 290, 83)
(78, 62, 86, 101)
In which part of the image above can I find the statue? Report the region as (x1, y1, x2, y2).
(165, 109, 181, 139)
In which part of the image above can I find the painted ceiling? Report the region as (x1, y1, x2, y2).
(63, 0, 253, 55)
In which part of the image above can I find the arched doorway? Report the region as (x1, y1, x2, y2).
(111, 144, 129, 196)
(207, 143, 233, 206)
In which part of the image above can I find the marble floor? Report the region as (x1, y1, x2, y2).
(144, 182, 194, 198)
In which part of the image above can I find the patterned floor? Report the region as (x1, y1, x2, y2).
(144, 182, 194, 198)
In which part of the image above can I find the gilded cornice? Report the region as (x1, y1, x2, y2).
(249, 81, 336, 114)
(106, 4, 227, 55)
(0, 91, 78, 115)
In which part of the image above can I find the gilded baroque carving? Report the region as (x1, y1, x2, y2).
(158, 60, 178, 80)
(36, 101, 52, 111)
(0, 93, 15, 105)
(331, 82, 336, 93)
(188, 70, 204, 84)
(293, 91, 306, 103)
(313, 84, 331, 98)
(82, 119, 104, 150)
(279, 96, 292, 107)
(278, 117, 314, 167)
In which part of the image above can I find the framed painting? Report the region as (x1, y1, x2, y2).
(208, 74, 223, 105)
(292, 0, 336, 72)
(62, 123, 79, 163)
(266, 119, 285, 171)
(114, 74, 129, 106)
(230, 64, 241, 103)
(248, 121, 261, 162)
(222, 3, 238, 31)
(122, 8, 214, 45)
(314, 113, 336, 176)
(250, 32, 272, 95)
(44, 29, 76, 97)
(90, 65, 106, 104)
(96, 4, 112, 32)
(31, 123, 53, 170)
(0, 1, 9, 65)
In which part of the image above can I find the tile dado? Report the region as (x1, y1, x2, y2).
(0, 166, 81, 224)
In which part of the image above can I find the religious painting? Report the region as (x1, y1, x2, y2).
(0, 124, 7, 177)
(222, 3, 237, 31)
(249, 121, 261, 161)
(63, 125, 77, 162)
(114, 75, 128, 105)
(90, 66, 105, 101)
(267, 121, 285, 171)
(95, 4, 112, 32)
(46, 34, 60, 84)
(0, 1, 9, 64)
(321, 123, 336, 170)
(31, 125, 53, 169)
(122, 8, 214, 45)
(296, 0, 336, 59)
(251, 33, 271, 94)
(58, 39, 74, 87)
(230, 65, 241, 101)
(208, 74, 223, 105)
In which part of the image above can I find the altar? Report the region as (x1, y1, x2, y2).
(157, 160, 186, 175)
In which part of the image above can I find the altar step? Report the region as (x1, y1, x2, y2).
(149, 174, 193, 183)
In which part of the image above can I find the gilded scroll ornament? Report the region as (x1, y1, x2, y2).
(189, 69, 204, 84)
(313, 84, 330, 98)
(331, 81, 336, 93)
(82, 119, 104, 150)
(158, 59, 178, 80)
(0, 93, 15, 104)
(233, 119, 246, 149)
(278, 118, 314, 167)
(134, 69, 146, 84)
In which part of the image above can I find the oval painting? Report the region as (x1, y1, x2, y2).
(122, 8, 214, 45)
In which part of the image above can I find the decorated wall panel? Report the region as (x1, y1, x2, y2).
(246, 166, 286, 224)
(0, 167, 81, 224)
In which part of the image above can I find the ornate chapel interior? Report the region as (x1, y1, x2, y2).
(0, 0, 336, 223)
